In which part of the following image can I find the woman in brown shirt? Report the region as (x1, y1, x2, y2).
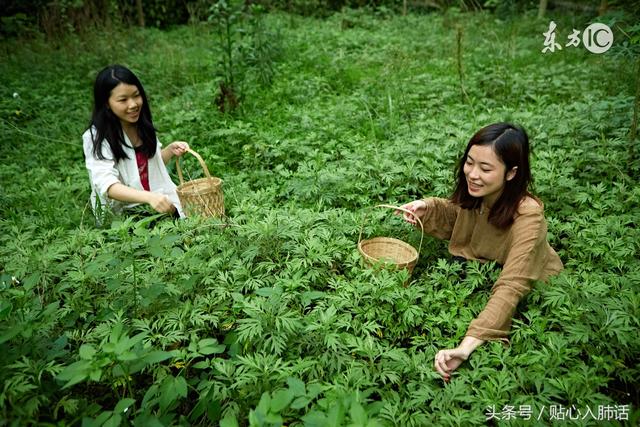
(398, 123, 563, 381)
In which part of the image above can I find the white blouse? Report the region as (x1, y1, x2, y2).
(82, 128, 184, 217)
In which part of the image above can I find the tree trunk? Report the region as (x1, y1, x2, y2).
(136, 0, 145, 27)
(598, 0, 608, 15)
(538, 0, 548, 18)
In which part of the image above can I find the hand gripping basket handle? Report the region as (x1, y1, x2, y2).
(176, 148, 213, 185)
(358, 204, 425, 258)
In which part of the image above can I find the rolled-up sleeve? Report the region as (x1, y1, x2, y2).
(419, 197, 460, 240)
(83, 131, 120, 201)
(465, 208, 550, 342)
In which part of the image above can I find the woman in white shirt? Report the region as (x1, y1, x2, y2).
(83, 64, 188, 219)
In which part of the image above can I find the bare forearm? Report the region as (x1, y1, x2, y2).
(107, 183, 175, 214)
(459, 336, 485, 357)
(107, 182, 152, 204)
(161, 147, 173, 165)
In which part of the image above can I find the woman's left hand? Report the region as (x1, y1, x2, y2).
(169, 141, 189, 157)
(434, 348, 468, 382)
(434, 336, 485, 382)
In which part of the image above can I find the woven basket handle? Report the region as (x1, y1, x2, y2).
(358, 204, 425, 259)
(176, 148, 212, 185)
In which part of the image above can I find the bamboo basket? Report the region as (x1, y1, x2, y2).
(358, 204, 424, 274)
(176, 149, 224, 218)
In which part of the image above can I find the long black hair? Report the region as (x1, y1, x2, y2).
(451, 123, 533, 229)
(88, 65, 157, 162)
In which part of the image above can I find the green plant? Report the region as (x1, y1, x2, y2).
(207, 0, 282, 112)
(209, 0, 246, 112)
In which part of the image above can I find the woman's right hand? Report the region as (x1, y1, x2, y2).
(396, 200, 428, 225)
(146, 192, 176, 214)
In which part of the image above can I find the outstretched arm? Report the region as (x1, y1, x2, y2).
(107, 183, 175, 214)
(465, 208, 549, 341)
(397, 198, 460, 240)
(433, 207, 556, 380)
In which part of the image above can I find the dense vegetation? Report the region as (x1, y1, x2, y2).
(1, 6, 638, 426)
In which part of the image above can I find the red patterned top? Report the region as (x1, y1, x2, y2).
(134, 147, 150, 191)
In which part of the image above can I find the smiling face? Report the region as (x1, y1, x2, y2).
(463, 144, 517, 206)
(107, 83, 143, 127)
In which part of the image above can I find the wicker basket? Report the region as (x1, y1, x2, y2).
(176, 149, 224, 218)
(358, 204, 424, 274)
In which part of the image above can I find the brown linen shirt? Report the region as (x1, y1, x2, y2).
(419, 197, 563, 342)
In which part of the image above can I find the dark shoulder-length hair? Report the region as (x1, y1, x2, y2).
(88, 64, 156, 162)
(450, 122, 533, 229)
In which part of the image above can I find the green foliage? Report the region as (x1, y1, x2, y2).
(0, 0, 193, 38)
(0, 13, 39, 38)
(141, 0, 190, 28)
(207, 0, 282, 112)
(1, 8, 639, 427)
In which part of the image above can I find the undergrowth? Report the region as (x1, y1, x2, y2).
(0, 8, 638, 427)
